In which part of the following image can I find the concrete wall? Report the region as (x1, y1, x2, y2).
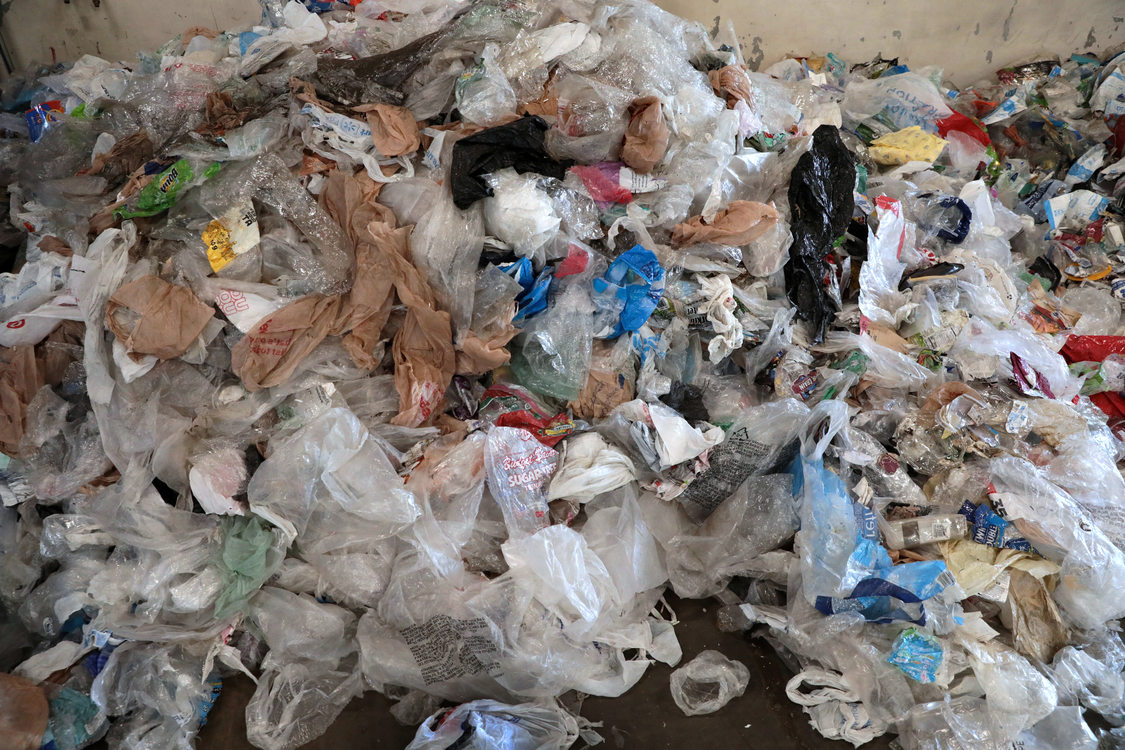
(2, 0, 1124, 84)
(1, 0, 259, 70)
(662, 0, 1125, 85)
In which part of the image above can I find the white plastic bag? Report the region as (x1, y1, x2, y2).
(547, 432, 635, 502)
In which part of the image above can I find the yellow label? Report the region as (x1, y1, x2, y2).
(203, 220, 236, 272)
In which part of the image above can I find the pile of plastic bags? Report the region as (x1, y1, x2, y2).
(2, 0, 1125, 748)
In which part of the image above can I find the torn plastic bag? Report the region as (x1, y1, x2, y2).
(783, 124, 856, 343)
(450, 116, 569, 210)
(406, 699, 579, 750)
(591, 245, 665, 338)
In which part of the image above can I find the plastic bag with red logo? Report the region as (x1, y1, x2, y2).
(484, 426, 558, 538)
(478, 382, 575, 447)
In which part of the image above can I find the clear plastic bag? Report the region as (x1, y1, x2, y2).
(245, 661, 364, 750)
(510, 284, 594, 402)
(481, 169, 561, 264)
(455, 44, 517, 127)
(248, 407, 420, 543)
(484, 425, 557, 538)
(1050, 645, 1125, 718)
(406, 699, 579, 750)
(668, 650, 749, 716)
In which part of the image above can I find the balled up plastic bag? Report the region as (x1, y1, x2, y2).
(668, 650, 749, 716)
(406, 699, 579, 750)
(783, 124, 855, 343)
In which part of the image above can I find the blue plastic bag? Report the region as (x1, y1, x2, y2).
(500, 257, 553, 321)
(592, 245, 665, 338)
(795, 404, 951, 625)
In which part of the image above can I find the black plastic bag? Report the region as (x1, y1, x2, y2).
(450, 116, 570, 209)
(783, 124, 855, 343)
(660, 382, 710, 424)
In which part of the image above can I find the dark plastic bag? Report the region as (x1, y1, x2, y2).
(783, 124, 855, 343)
(450, 116, 570, 209)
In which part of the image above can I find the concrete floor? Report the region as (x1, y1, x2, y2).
(194, 595, 891, 749)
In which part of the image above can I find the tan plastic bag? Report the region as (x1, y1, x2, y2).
(672, 201, 779, 247)
(621, 96, 669, 174)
